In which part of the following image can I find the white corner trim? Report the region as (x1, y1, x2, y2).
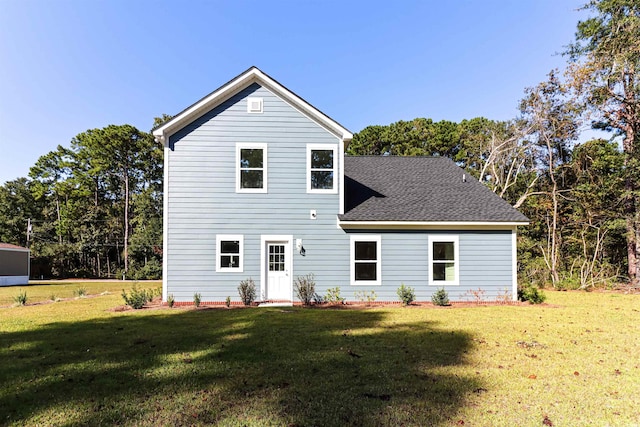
(162, 145, 170, 302)
(512, 227, 518, 301)
(339, 140, 345, 215)
(428, 235, 460, 287)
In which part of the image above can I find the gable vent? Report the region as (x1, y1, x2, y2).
(247, 97, 263, 113)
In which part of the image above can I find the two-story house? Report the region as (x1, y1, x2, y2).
(153, 67, 528, 304)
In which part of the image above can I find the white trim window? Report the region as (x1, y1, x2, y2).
(307, 144, 338, 193)
(216, 235, 244, 272)
(428, 235, 459, 286)
(236, 143, 267, 192)
(350, 235, 381, 286)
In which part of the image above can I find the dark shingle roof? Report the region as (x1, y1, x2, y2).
(340, 156, 529, 223)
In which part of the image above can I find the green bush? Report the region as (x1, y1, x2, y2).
(73, 287, 87, 297)
(121, 285, 153, 309)
(225, 296, 231, 307)
(397, 283, 416, 306)
(193, 293, 202, 307)
(13, 290, 28, 306)
(324, 287, 344, 304)
(294, 274, 316, 306)
(431, 288, 450, 306)
(238, 278, 257, 306)
(167, 294, 175, 308)
(128, 258, 162, 280)
(354, 290, 377, 304)
(518, 284, 547, 304)
(556, 276, 581, 291)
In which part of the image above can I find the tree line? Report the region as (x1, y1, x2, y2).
(0, 0, 637, 287)
(0, 120, 166, 279)
(349, 0, 639, 289)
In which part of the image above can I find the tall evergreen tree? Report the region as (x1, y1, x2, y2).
(567, 0, 640, 284)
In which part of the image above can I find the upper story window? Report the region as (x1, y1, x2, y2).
(350, 235, 381, 286)
(236, 143, 267, 193)
(428, 235, 459, 286)
(307, 144, 338, 194)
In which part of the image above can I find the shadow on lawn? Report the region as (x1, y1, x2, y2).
(0, 308, 480, 426)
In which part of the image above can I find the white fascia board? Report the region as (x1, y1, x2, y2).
(153, 71, 258, 145)
(259, 76, 353, 142)
(0, 247, 30, 253)
(153, 67, 353, 146)
(338, 220, 529, 230)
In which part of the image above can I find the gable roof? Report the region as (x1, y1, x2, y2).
(152, 66, 353, 145)
(340, 156, 529, 224)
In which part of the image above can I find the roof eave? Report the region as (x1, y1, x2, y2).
(338, 220, 529, 230)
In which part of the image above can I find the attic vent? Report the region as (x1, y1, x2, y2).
(247, 97, 263, 113)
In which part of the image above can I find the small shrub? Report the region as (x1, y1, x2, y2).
(431, 288, 450, 306)
(225, 296, 231, 307)
(324, 287, 344, 304)
(518, 284, 546, 304)
(294, 274, 316, 306)
(13, 290, 27, 306)
(167, 294, 175, 308)
(121, 285, 152, 309)
(496, 288, 513, 303)
(193, 293, 202, 307)
(397, 283, 416, 306)
(464, 288, 486, 303)
(238, 278, 257, 306)
(354, 290, 377, 304)
(73, 287, 87, 298)
(556, 276, 581, 291)
(313, 293, 325, 305)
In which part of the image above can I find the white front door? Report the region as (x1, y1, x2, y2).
(265, 240, 291, 300)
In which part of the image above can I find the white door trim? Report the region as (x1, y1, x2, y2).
(260, 235, 293, 301)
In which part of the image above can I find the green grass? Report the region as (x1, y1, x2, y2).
(0, 289, 638, 426)
(0, 281, 160, 306)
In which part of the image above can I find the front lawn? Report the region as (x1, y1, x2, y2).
(0, 288, 638, 426)
(0, 280, 160, 306)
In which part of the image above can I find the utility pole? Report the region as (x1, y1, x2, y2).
(26, 218, 32, 248)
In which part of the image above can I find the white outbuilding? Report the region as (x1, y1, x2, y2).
(0, 243, 30, 286)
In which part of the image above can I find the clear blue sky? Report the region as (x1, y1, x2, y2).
(0, 0, 589, 185)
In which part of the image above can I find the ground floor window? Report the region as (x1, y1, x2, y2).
(429, 235, 459, 286)
(350, 235, 381, 286)
(216, 235, 244, 272)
